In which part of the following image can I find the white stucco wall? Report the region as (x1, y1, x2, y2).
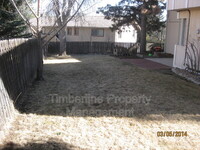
(173, 45, 186, 69)
(42, 27, 60, 42)
(115, 26, 137, 43)
(43, 26, 137, 43)
(189, 0, 200, 8)
(172, 8, 200, 70)
(168, 0, 200, 10)
(188, 9, 200, 40)
(186, 9, 200, 71)
(174, 0, 187, 10)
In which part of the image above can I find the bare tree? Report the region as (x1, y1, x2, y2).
(9, 0, 90, 79)
(47, 0, 85, 55)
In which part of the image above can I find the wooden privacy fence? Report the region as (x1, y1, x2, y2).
(47, 42, 135, 55)
(67, 42, 115, 54)
(0, 38, 39, 137)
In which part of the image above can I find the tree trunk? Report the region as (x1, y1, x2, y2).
(140, 13, 147, 54)
(59, 28, 67, 56)
(136, 30, 141, 43)
(36, 33, 44, 80)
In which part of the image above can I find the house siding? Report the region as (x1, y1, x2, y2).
(176, 9, 200, 44)
(188, 9, 200, 40)
(65, 27, 116, 42)
(43, 26, 137, 43)
(115, 26, 137, 43)
(168, 0, 200, 10)
(167, 8, 200, 70)
(42, 27, 59, 42)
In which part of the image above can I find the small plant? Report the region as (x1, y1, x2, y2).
(113, 44, 138, 56)
(148, 43, 164, 52)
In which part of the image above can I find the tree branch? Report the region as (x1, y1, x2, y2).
(43, 0, 86, 47)
(9, 0, 37, 35)
(24, 0, 39, 19)
(42, 0, 75, 40)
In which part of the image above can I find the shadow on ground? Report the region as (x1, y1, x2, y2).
(15, 55, 200, 121)
(1, 139, 82, 150)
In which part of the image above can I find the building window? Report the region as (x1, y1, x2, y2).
(91, 28, 104, 37)
(67, 27, 72, 35)
(118, 32, 122, 38)
(74, 28, 79, 36)
(178, 18, 187, 46)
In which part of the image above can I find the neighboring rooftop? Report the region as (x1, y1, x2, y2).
(30, 16, 113, 28)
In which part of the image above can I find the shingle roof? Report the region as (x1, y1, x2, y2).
(30, 16, 113, 28)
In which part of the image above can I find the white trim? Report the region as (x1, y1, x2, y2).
(173, 45, 177, 68)
(173, 44, 187, 69)
(177, 12, 180, 19)
(173, 0, 175, 9)
(186, 0, 189, 8)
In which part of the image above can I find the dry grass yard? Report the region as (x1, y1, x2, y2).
(0, 55, 200, 150)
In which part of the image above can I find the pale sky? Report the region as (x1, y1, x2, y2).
(32, 0, 166, 18)
(32, 0, 121, 15)
(96, 0, 121, 6)
(85, 0, 121, 15)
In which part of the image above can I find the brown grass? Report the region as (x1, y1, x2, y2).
(0, 55, 200, 150)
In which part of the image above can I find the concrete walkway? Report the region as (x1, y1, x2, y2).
(145, 58, 173, 67)
(122, 58, 171, 70)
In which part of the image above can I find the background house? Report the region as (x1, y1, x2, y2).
(166, 0, 200, 71)
(31, 16, 137, 44)
(66, 16, 137, 43)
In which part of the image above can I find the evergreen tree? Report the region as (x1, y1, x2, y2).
(98, 0, 166, 53)
(0, 0, 31, 39)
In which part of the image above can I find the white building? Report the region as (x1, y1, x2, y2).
(165, 0, 200, 71)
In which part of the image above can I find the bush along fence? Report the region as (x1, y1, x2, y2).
(0, 38, 39, 139)
(47, 42, 136, 56)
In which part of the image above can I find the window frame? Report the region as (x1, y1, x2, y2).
(67, 27, 72, 35)
(74, 27, 79, 36)
(178, 18, 187, 46)
(118, 32, 122, 39)
(91, 28, 104, 37)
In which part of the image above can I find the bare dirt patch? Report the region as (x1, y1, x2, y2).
(1, 55, 200, 150)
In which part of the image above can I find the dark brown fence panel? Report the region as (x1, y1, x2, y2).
(0, 38, 39, 138)
(67, 42, 90, 54)
(68, 42, 134, 54)
(48, 42, 60, 54)
(114, 42, 135, 48)
(90, 42, 114, 54)
(47, 42, 134, 55)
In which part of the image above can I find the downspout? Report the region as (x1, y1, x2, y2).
(184, 9, 191, 66)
